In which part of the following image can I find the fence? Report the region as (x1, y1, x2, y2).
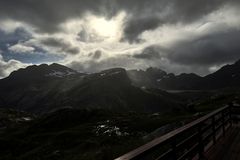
(116, 104, 240, 160)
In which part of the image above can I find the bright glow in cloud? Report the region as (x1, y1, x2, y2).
(90, 17, 117, 37)
(87, 12, 126, 42)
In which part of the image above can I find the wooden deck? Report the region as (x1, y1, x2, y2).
(115, 105, 240, 160)
(206, 125, 240, 160)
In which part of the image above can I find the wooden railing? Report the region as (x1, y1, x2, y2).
(115, 104, 240, 160)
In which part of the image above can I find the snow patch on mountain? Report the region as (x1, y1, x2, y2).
(45, 70, 77, 78)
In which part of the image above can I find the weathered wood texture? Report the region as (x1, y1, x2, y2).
(206, 125, 240, 160)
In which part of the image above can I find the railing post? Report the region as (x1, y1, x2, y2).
(115, 106, 230, 160)
(222, 111, 225, 136)
(198, 124, 204, 159)
(171, 138, 177, 160)
(229, 104, 233, 127)
(212, 116, 216, 144)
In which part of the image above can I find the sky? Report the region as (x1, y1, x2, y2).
(0, 0, 240, 78)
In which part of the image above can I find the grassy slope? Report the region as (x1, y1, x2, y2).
(0, 89, 240, 160)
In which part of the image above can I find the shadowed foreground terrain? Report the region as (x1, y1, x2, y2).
(1, 90, 240, 160)
(1, 60, 240, 160)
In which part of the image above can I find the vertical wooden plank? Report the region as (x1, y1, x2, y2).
(198, 124, 205, 159)
(212, 116, 216, 144)
(222, 111, 225, 136)
(171, 138, 177, 160)
(229, 104, 233, 127)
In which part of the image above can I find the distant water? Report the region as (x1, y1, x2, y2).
(165, 90, 202, 93)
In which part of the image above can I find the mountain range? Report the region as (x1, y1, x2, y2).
(128, 59, 240, 90)
(0, 59, 240, 114)
(0, 64, 180, 114)
(1, 59, 240, 160)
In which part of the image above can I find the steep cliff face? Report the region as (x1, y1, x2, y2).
(0, 65, 180, 114)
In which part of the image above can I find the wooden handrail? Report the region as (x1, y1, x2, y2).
(115, 105, 240, 160)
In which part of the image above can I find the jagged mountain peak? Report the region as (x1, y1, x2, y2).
(0, 64, 180, 113)
(85, 67, 131, 85)
(6, 63, 79, 80)
(234, 59, 240, 65)
(99, 68, 126, 74)
(146, 67, 166, 73)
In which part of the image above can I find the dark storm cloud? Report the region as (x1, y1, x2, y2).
(77, 30, 89, 42)
(77, 29, 104, 43)
(0, 0, 240, 76)
(0, 0, 111, 33)
(133, 46, 161, 59)
(135, 28, 240, 71)
(41, 38, 67, 48)
(88, 50, 102, 60)
(41, 38, 80, 55)
(64, 47, 80, 55)
(167, 29, 240, 66)
(119, 0, 234, 42)
(0, 0, 239, 42)
(122, 17, 162, 43)
(92, 50, 102, 59)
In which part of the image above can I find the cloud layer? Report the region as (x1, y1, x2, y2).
(0, 0, 240, 77)
(0, 54, 28, 78)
